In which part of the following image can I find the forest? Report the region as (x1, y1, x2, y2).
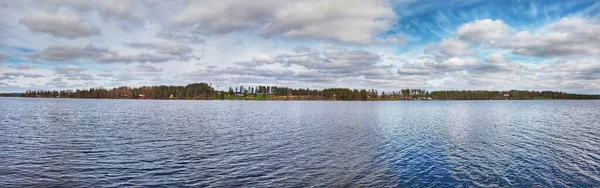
(14, 82, 600, 100)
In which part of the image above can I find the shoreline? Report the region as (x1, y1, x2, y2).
(10, 83, 600, 100)
(2, 96, 598, 101)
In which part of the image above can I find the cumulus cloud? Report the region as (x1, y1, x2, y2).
(19, 12, 100, 39)
(54, 65, 87, 73)
(425, 38, 477, 61)
(285, 48, 386, 75)
(171, 0, 399, 45)
(437, 38, 477, 57)
(251, 54, 276, 64)
(456, 17, 600, 57)
(113, 72, 142, 82)
(457, 19, 511, 44)
(541, 58, 600, 81)
(228, 48, 390, 80)
(40, 0, 138, 20)
(126, 42, 193, 56)
(54, 65, 95, 81)
(260, 0, 398, 44)
(30, 44, 189, 63)
(507, 17, 600, 57)
(473, 54, 525, 73)
(293, 46, 313, 54)
(437, 57, 480, 71)
(397, 62, 437, 76)
(46, 77, 69, 88)
(157, 30, 205, 44)
(96, 52, 174, 64)
(0, 72, 45, 80)
(185, 46, 405, 89)
(397, 53, 526, 77)
(136, 63, 163, 73)
(171, 0, 272, 34)
(414, 37, 483, 75)
(29, 45, 107, 61)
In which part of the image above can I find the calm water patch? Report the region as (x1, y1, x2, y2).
(1, 98, 599, 187)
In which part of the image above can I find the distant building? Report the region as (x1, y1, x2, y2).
(503, 93, 510, 97)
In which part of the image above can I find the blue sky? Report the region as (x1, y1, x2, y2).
(396, 0, 598, 42)
(1, 0, 599, 93)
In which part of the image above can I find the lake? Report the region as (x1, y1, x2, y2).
(0, 98, 599, 187)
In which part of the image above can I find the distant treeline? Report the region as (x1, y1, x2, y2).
(430, 90, 600, 100)
(15, 82, 600, 100)
(0, 93, 23, 97)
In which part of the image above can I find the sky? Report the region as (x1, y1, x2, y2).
(0, 0, 599, 93)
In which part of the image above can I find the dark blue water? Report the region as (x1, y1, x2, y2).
(1, 98, 599, 187)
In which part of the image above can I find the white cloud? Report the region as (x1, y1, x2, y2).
(507, 17, 600, 57)
(425, 38, 477, 59)
(287, 47, 385, 75)
(261, 0, 398, 44)
(40, 0, 138, 20)
(157, 30, 205, 44)
(29, 44, 191, 64)
(457, 19, 511, 44)
(171, 0, 272, 33)
(437, 57, 480, 71)
(19, 12, 100, 39)
(96, 52, 174, 64)
(397, 62, 437, 76)
(438, 39, 477, 56)
(46, 77, 69, 88)
(126, 42, 193, 56)
(171, 0, 399, 45)
(252, 54, 275, 64)
(136, 63, 163, 73)
(184, 47, 403, 88)
(54, 65, 95, 81)
(0, 72, 45, 80)
(457, 17, 600, 57)
(397, 53, 528, 78)
(541, 58, 600, 81)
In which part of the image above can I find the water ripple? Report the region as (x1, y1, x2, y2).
(0, 98, 599, 187)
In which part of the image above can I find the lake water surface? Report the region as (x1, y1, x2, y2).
(1, 98, 599, 187)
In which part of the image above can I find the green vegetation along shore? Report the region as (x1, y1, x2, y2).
(6, 82, 600, 100)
